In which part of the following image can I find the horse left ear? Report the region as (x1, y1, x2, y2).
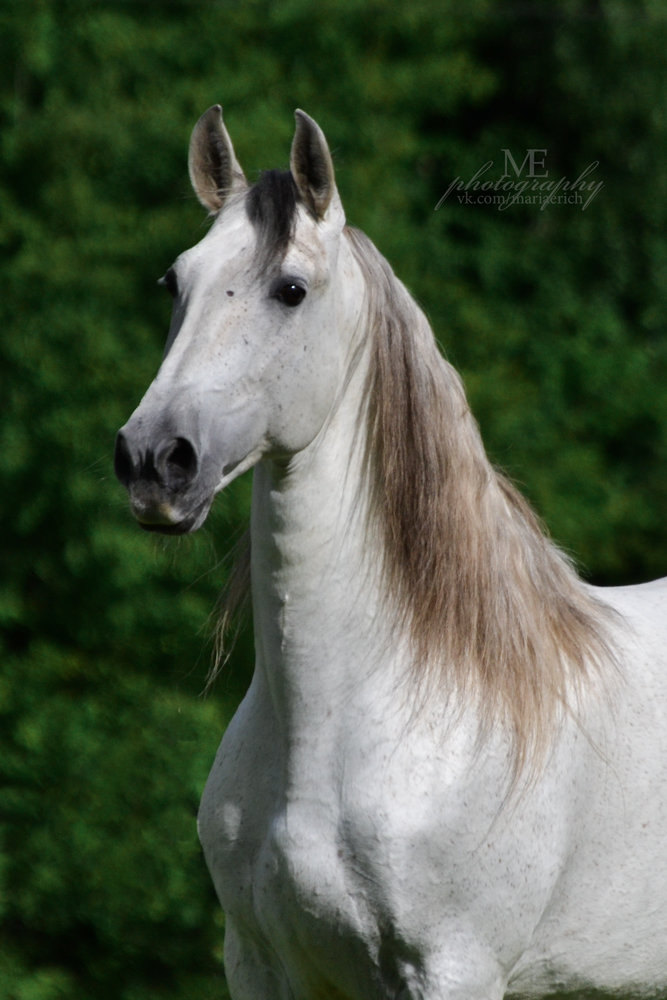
(290, 110, 339, 221)
(188, 105, 247, 214)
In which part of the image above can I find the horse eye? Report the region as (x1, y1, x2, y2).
(159, 268, 179, 298)
(275, 283, 306, 307)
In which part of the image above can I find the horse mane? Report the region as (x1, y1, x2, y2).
(345, 224, 617, 776)
(215, 186, 617, 778)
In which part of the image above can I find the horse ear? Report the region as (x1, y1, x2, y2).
(290, 110, 338, 221)
(188, 105, 247, 214)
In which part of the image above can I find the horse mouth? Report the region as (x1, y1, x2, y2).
(130, 491, 213, 535)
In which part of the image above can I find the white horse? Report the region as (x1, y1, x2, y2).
(115, 106, 667, 1000)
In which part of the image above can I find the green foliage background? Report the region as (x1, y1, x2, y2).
(1, 1, 665, 997)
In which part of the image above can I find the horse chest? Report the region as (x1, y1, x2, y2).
(199, 703, 387, 995)
(253, 806, 369, 947)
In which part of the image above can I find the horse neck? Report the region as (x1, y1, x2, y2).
(248, 346, 395, 733)
(245, 227, 614, 776)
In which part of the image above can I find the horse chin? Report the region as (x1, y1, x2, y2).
(139, 516, 200, 536)
(133, 495, 213, 535)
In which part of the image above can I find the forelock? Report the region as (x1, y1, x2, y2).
(245, 169, 300, 272)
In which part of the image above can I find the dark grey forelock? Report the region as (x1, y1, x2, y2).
(245, 169, 300, 272)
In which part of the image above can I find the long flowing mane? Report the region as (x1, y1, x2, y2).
(345, 225, 616, 775)
(216, 175, 616, 778)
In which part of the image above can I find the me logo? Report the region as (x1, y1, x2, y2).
(502, 148, 548, 178)
(435, 146, 603, 212)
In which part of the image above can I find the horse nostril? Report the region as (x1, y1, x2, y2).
(114, 431, 136, 487)
(115, 430, 199, 493)
(163, 437, 199, 489)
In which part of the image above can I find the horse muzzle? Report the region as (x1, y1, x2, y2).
(114, 428, 214, 534)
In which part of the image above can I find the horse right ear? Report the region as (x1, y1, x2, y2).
(290, 110, 338, 221)
(188, 105, 247, 213)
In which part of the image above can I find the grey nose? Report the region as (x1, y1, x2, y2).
(114, 431, 199, 492)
